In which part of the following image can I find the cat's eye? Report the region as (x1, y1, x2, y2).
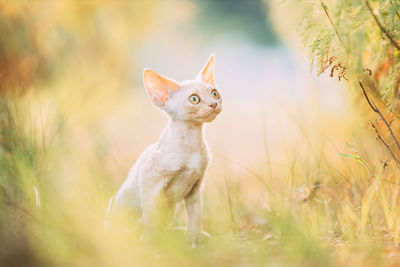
(211, 89, 220, 99)
(188, 94, 200, 104)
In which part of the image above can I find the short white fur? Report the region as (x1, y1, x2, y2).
(106, 55, 222, 245)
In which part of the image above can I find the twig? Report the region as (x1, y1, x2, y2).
(365, 0, 400, 51)
(370, 121, 400, 167)
(359, 81, 379, 112)
(363, 68, 372, 76)
(320, 1, 343, 44)
(359, 81, 400, 155)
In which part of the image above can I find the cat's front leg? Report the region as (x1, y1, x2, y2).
(184, 182, 209, 247)
(139, 181, 165, 241)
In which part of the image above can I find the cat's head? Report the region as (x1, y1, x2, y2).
(143, 55, 222, 123)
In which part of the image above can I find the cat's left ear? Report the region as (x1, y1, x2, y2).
(197, 54, 216, 86)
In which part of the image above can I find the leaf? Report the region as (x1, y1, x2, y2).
(339, 153, 367, 166)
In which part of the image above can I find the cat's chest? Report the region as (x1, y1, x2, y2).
(171, 148, 208, 176)
(163, 149, 209, 200)
(160, 134, 209, 173)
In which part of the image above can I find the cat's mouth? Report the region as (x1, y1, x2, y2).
(195, 105, 222, 121)
(196, 108, 220, 122)
(209, 106, 222, 116)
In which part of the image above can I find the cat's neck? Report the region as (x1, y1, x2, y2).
(168, 119, 204, 139)
(161, 119, 205, 149)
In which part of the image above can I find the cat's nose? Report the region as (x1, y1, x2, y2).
(209, 103, 217, 109)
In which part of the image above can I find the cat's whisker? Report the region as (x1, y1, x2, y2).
(196, 109, 215, 119)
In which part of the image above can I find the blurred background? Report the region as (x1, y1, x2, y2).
(0, 0, 389, 266)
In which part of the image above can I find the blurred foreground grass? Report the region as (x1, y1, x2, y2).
(2, 1, 400, 267)
(5, 83, 400, 267)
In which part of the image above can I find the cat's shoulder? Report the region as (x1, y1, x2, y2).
(134, 143, 158, 165)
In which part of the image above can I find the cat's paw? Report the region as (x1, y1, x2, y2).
(200, 231, 210, 239)
(139, 229, 156, 244)
(188, 231, 210, 248)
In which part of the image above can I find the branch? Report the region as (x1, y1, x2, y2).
(359, 81, 400, 155)
(365, 0, 400, 51)
(320, 1, 343, 44)
(370, 121, 400, 167)
(359, 81, 378, 112)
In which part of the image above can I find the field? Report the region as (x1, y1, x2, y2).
(1, 1, 400, 266)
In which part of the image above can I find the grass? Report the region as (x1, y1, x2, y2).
(1, 87, 400, 267)
(1, 1, 400, 265)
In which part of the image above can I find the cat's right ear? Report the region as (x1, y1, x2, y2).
(143, 69, 180, 107)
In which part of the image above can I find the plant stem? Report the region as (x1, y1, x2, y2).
(365, 0, 400, 51)
(320, 1, 343, 45)
(359, 81, 400, 156)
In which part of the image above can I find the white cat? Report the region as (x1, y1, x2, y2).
(106, 55, 222, 245)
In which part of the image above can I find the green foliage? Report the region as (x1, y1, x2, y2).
(340, 153, 368, 166)
(0, 98, 44, 206)
(296, 0, 400, 112)
(0, 97, 47, 264)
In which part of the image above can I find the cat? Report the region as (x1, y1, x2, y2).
(106, 55, 222, 246)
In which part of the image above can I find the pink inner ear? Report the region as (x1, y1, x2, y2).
(159, 95, 169, 104)
(201, 55, 215, 86)
(203, 73, 215, 86)
(148, 91, 168, 105)
(144, 69, 180, 105)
